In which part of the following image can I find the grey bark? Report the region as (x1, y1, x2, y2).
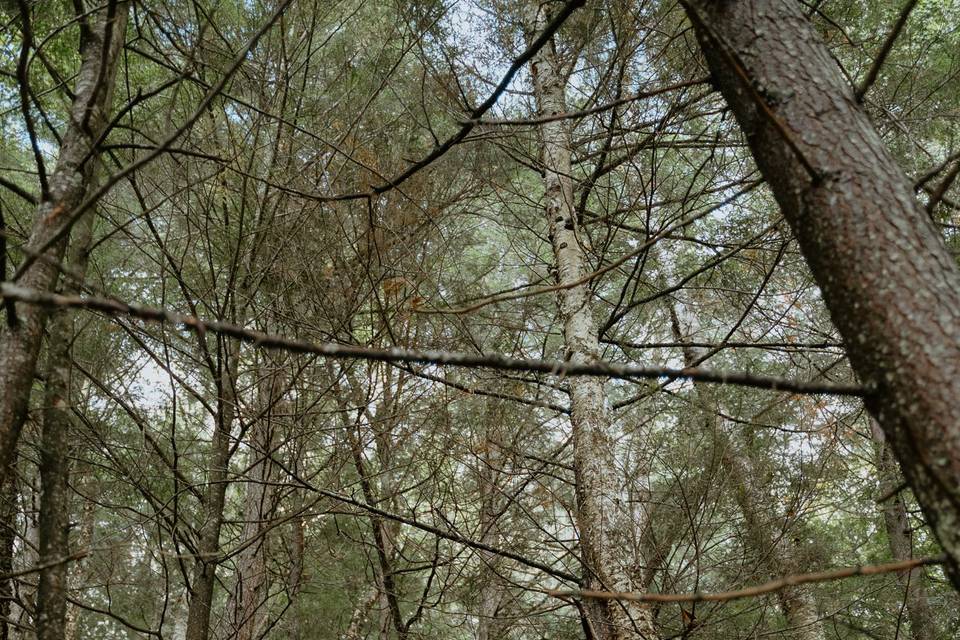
(0, 0, 128, 486)
(35, 199, 97, 640)
(228, 358, 283, 640)
(477, 405, 505, 640)
(684, 0, 960, 588)
(528, 4, 657, 638)
(0, 464, 17, 640)
(870, 419, 939, 640)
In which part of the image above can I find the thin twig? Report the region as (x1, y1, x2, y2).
(547, 555, 945, 604)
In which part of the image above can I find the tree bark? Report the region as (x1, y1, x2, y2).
(684, 0, 960, 588)
(0, 462, 17, 640)
(228, 358, 282, 640)
(529, 5, 657, 638)
(0, 0, 128, 486)
(870, 419, 938, 640)
(35, 198, 97, 640)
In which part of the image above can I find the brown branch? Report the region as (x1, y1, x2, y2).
(547, 555, 945, 604)
(318, 0, 586, 202)
(855, 0, 920, 102)
(11, 0, 295, 282)
(0, 282, 867, 397)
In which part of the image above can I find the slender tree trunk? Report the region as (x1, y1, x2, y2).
(528, 5, 656, 638)
(184, 342, 238, 640)
(683, 0, 960, 587)
(0, 463, 17, 640)
(870, 419, 938, 640)
(0, 0, 128, 486)
(35, 201, 96, 640)
(477, 404, 504, 640)
(669, 305, 823, 640)
(228, 358, 282, 640)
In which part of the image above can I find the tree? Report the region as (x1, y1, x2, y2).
(683, 0, 960, 589)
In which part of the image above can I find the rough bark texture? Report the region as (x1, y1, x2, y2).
(870, 419, 938, 640)
(35, 199, 96, 640)
(685, 0, 960, 587)
(0, 1, 128, 486)
(529, 5, 656, 638)
(670, 305, 823, 640)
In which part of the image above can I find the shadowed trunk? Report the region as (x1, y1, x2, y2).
(184, 341, 239, 640)
(35, 199, 97, 640)
(870, 419, 938, 640)
(670, 303, 823, 640)
(684, 0, 960, 587)
(0, 0, 128, 486)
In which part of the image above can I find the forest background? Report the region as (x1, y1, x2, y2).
(1, 1, 960, 639)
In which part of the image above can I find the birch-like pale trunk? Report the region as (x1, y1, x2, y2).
(870, 419, 938, 640)
(0, 1, 128, 486)
(528, 5, 656, 638)
(670, 303, 823, 640)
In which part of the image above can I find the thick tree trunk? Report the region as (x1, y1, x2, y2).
(529, 5, 656, 639)
(35, 203, 96, 640)
(685, 0, 960, 587)
(0, 0, 128, 486)
(670, 305, 823, 640)
(870, 419, 938, 640)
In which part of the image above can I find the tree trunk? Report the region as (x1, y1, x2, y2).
(35, 200, 96, 640)
(684, 0, 960, 588)
(529, 5, 657, 638)
(670, 304, 823, 640)
(870, 419, 938, 640)
(477, 404, 505, 640)
(184, 341, 238, 640)
(0, 0, 128, 486)
(228, 358, 282, 640)
(0, 463, 18, 640)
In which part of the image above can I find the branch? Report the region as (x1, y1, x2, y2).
(318, 0, 586, 202)
(855, 0, 920, 102)
(0, 282, 867, 397)
(466, 77, 711, 126)
(547, 555, 945, 604)
(11, 0, 295, 282)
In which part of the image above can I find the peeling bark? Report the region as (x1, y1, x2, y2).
(685, 0, 960, 587)
(529, 4, 657, 638)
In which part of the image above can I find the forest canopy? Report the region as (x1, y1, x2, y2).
(1, 1, 960, 639)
